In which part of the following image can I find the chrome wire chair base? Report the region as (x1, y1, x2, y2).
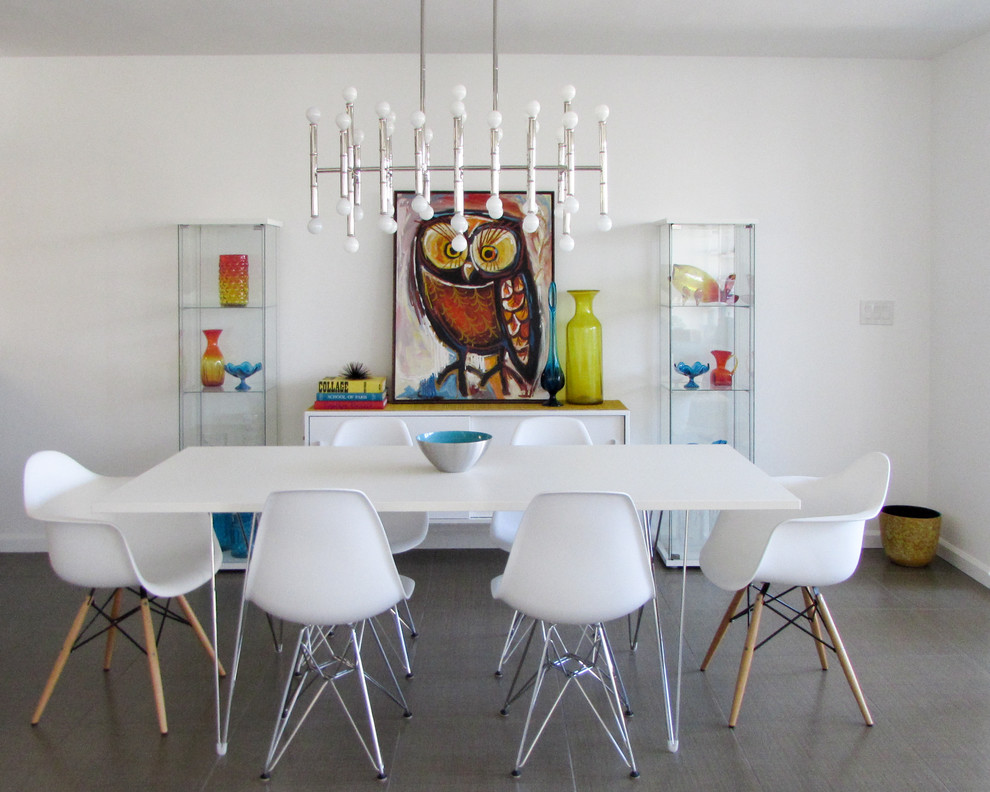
(494, 610, 530, 677)
(260, 620, 412, 781)
(370, 604, 416, 679)
(500, 621, 639, 778)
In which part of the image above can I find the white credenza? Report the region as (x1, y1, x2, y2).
(303, 401, 630, 547)
(304, 400, 629, 446)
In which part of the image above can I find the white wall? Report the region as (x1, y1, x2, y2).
(931, 31, 990, 580)
(1, 53, 932, 555)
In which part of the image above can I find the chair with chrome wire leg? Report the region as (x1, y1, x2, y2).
(489, 416, 593, 677)
(220, 488, 414, 780)
(491, 491, 672, 779)
(331, 416, 428, 678)
(23, 450, 223, 736)
(699, 451, 890, 727)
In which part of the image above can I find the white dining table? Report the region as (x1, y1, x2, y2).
(95, 442, 799, 755)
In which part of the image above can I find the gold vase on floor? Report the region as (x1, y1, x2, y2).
(565, 290, 602, 404)
(880, 505, 941, 566)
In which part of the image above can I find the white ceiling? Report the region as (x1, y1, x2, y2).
(4, 0, 990, 59)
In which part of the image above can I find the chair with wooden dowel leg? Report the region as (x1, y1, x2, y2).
(698, 452, 890, 728)
(24, 450, 224, 735)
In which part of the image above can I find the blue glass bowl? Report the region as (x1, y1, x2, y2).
(416, 430, 493, 473)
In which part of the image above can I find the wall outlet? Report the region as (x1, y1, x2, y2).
(860, 300, 894, 325)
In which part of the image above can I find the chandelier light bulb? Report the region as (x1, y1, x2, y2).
(451, 234, 468, 253)
(562, 110, 579, 130)
(452, 84, 467, 101)
(344, 235, 360, 253)
(559, 233, 575, 252)
(411, 110, 427, 129)
(595, 104, 610, 122)
(522, 212, 540, 234)
(597, 214, 613, 232)
(353, 205, 365, 222)
(353, 129, 364, 146)
(307, 217, 323, 234)
(526, 100, 541, 119)
(411, 194, 428, 214)
(419, 204, 435, 221)
(451, 100, 466, 119)
(343, 86, 358, 103)
(335, 112, 352, 131)
(451, 213, 469, 234)
(486, 194, 504, 219)
(376, 101, 391, 119)
(561, 84, 577, 103)
(564, 194, 580, 214)
(424, 127, 434, 143)
(379, 214, 398, 233)
(488, 110, 503, 129)
(556, 127, 565, 143)
(336, 197, 352, 216)
(306, 107, 321, 124)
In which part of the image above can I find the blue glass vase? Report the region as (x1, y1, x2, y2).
(540, 282, 565, 406)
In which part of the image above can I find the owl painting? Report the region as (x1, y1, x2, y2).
(393, 192, 554, 401)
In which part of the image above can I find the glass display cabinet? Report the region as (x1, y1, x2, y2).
(179, 220, 279, 568)
(657, 220, 755, 566)
(178, 220, 279, 450)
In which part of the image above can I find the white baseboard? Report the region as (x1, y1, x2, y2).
(934, 537, 990, 586)
(0, 533, 45, 552)
(866, 528, 989, 588)
(863, 527, 882, 548)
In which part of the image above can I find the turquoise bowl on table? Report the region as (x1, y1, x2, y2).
(416, 430, 493, 473)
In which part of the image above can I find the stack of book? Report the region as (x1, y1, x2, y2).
(310, 375, 388, 410)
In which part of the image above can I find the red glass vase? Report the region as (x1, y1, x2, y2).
(710, 349, 737, 390)
(201, 329, 226, 387)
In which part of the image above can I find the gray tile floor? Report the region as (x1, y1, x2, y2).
(3, 547, 990, 791)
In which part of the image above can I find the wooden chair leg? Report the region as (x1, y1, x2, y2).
(32, 592, 94, 725)
(140, 596, 168, 735)
(802, 587, 829, 671)
(176, 595, 226, 677)
(728, 586, 766, 727)
(103, 588, 123, 671)
(701, 588, 746, 671)
(814, 591, 873, 726)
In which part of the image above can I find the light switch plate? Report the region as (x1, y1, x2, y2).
(860, 300, 894, 325)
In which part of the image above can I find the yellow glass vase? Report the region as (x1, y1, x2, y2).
(565, 290, 603, 404)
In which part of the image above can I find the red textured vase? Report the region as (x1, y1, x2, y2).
(710, 349, 737, 390)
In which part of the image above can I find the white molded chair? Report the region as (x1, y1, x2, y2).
(699, 451, 891, 728)
(221, 489, 414, 780)
(331, 417, 429, 554)
(23, 450, 223, 735)
(489, 417, 593, 552)
(491, 491, 672, 779)
(490, 417, 593, 677)
(331, 417, 428, 677)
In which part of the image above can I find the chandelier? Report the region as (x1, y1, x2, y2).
(305, 0, 610, 253)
